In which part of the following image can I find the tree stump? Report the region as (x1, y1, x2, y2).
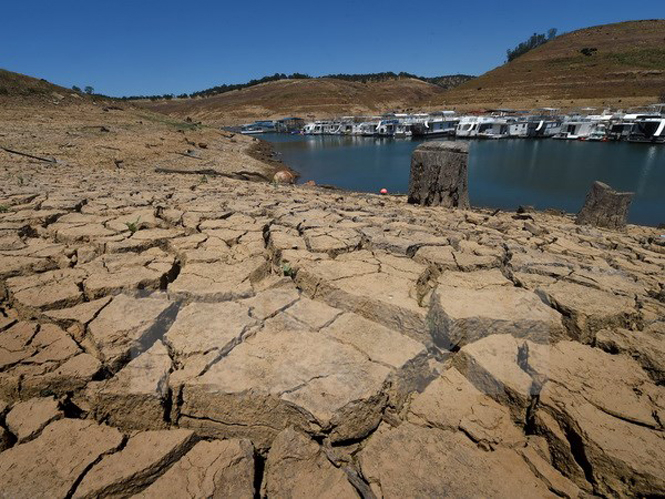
(408, 141, 470, 208)
(576, 181, 633, 229)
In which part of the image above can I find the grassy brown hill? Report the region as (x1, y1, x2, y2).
(429, 20, 665, 111)
(139, 77, 449, 125)
(0, 68, 82, 101)
(0, 69, 280, 180)
(142, 20, 665, 122)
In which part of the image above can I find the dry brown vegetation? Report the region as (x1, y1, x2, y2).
(429, 19, 665, 111)
(0, 70, 279, 180)
(140, 20, 665, 123)
(139, 77, 448, 125)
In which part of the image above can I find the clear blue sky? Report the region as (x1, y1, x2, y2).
(1, 0, 663, 97)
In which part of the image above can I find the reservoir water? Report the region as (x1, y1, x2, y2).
(261, 134, 665, 227)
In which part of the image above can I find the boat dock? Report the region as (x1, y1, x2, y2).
(238, 104, 665, 144)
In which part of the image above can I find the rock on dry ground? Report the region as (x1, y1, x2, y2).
(0, 136, 664, 497)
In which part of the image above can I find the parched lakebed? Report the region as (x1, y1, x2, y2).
(0, 155, 664, 497)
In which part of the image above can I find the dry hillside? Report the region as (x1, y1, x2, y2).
(0, 69, 281, 180)
(143, 20, 665, 121)
(139, 77, 448, 125)
(429, 19, 665, 111)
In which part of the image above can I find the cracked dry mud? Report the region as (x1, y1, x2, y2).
(0, 153, 664, 498)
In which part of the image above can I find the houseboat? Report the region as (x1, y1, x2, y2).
(240, 124, 265, 135)
(335, 118, 356, 135)
(508, 120, 530, 138)
(376, 120, 399, 137)
(241, 121, 276, 134)
(303, 121, 336, 135)
(456, 116, 490, 138)
(606, 122, 633, 141)
(586, 124, 609, 141)
(303, 122, 321, 135)
(355, 122, 379, 136)
(412, 114, 459, 138)
(533, 119, 562, 138)
(554, 120, 596, 140)
(477, 119, 511, 139)
(275, 117, 305, 133)
(393, 122, 414, 138)
(627, 117, 665, 144)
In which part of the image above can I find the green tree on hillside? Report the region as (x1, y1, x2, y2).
(84, 86, 94, 95)
(506, 29, 558, 62)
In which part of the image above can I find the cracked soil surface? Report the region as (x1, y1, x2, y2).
(0, 91, 664, 498)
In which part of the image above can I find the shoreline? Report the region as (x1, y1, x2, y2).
(259, 134, 664, 229)
(247, 137, 300, 180)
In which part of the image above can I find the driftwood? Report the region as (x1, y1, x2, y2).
(154, 166, 269, 182)
(1, 146, 57, 163)
(174, 151, 204, 160)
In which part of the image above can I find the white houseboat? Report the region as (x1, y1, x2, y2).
(356, 122, 379, 136)
(554, 120, 596, 140)
(477, 119, 511, 139)
(412, 112, 459, 138)
(240, 124, 265, 135)
(586, 123, 609, 141)
(532, 120, 562, 138)
(241, 121, 276, 134)
(376, 120, 399, 137)
(456, 116, 490, 138)
(335, 119, 355, 135)
(303, 122, 326, 135)
(394, 122, 416, 138)
(508, 120, 530, 138)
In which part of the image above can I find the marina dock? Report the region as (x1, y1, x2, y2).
(239, 105, 665, 144)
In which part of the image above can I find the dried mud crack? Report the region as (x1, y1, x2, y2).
(1, 123, 665, 497)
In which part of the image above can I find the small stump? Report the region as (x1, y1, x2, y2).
(576, 181, 633, 229)
(408, 141, 470, 208)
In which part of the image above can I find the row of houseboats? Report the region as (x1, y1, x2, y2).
(292, 108, 665, 144)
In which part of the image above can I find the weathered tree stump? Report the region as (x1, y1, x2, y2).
(576, 181, 633, 229)
(408, 141, 470, 208)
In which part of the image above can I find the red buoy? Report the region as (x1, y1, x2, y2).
(380, 188, 388, 195)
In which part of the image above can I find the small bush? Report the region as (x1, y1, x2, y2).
(580, 47, 598, 57)
(0, 205, 9, 213)
(125, 216, 141, 234)
(282, 263, 295, 277)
